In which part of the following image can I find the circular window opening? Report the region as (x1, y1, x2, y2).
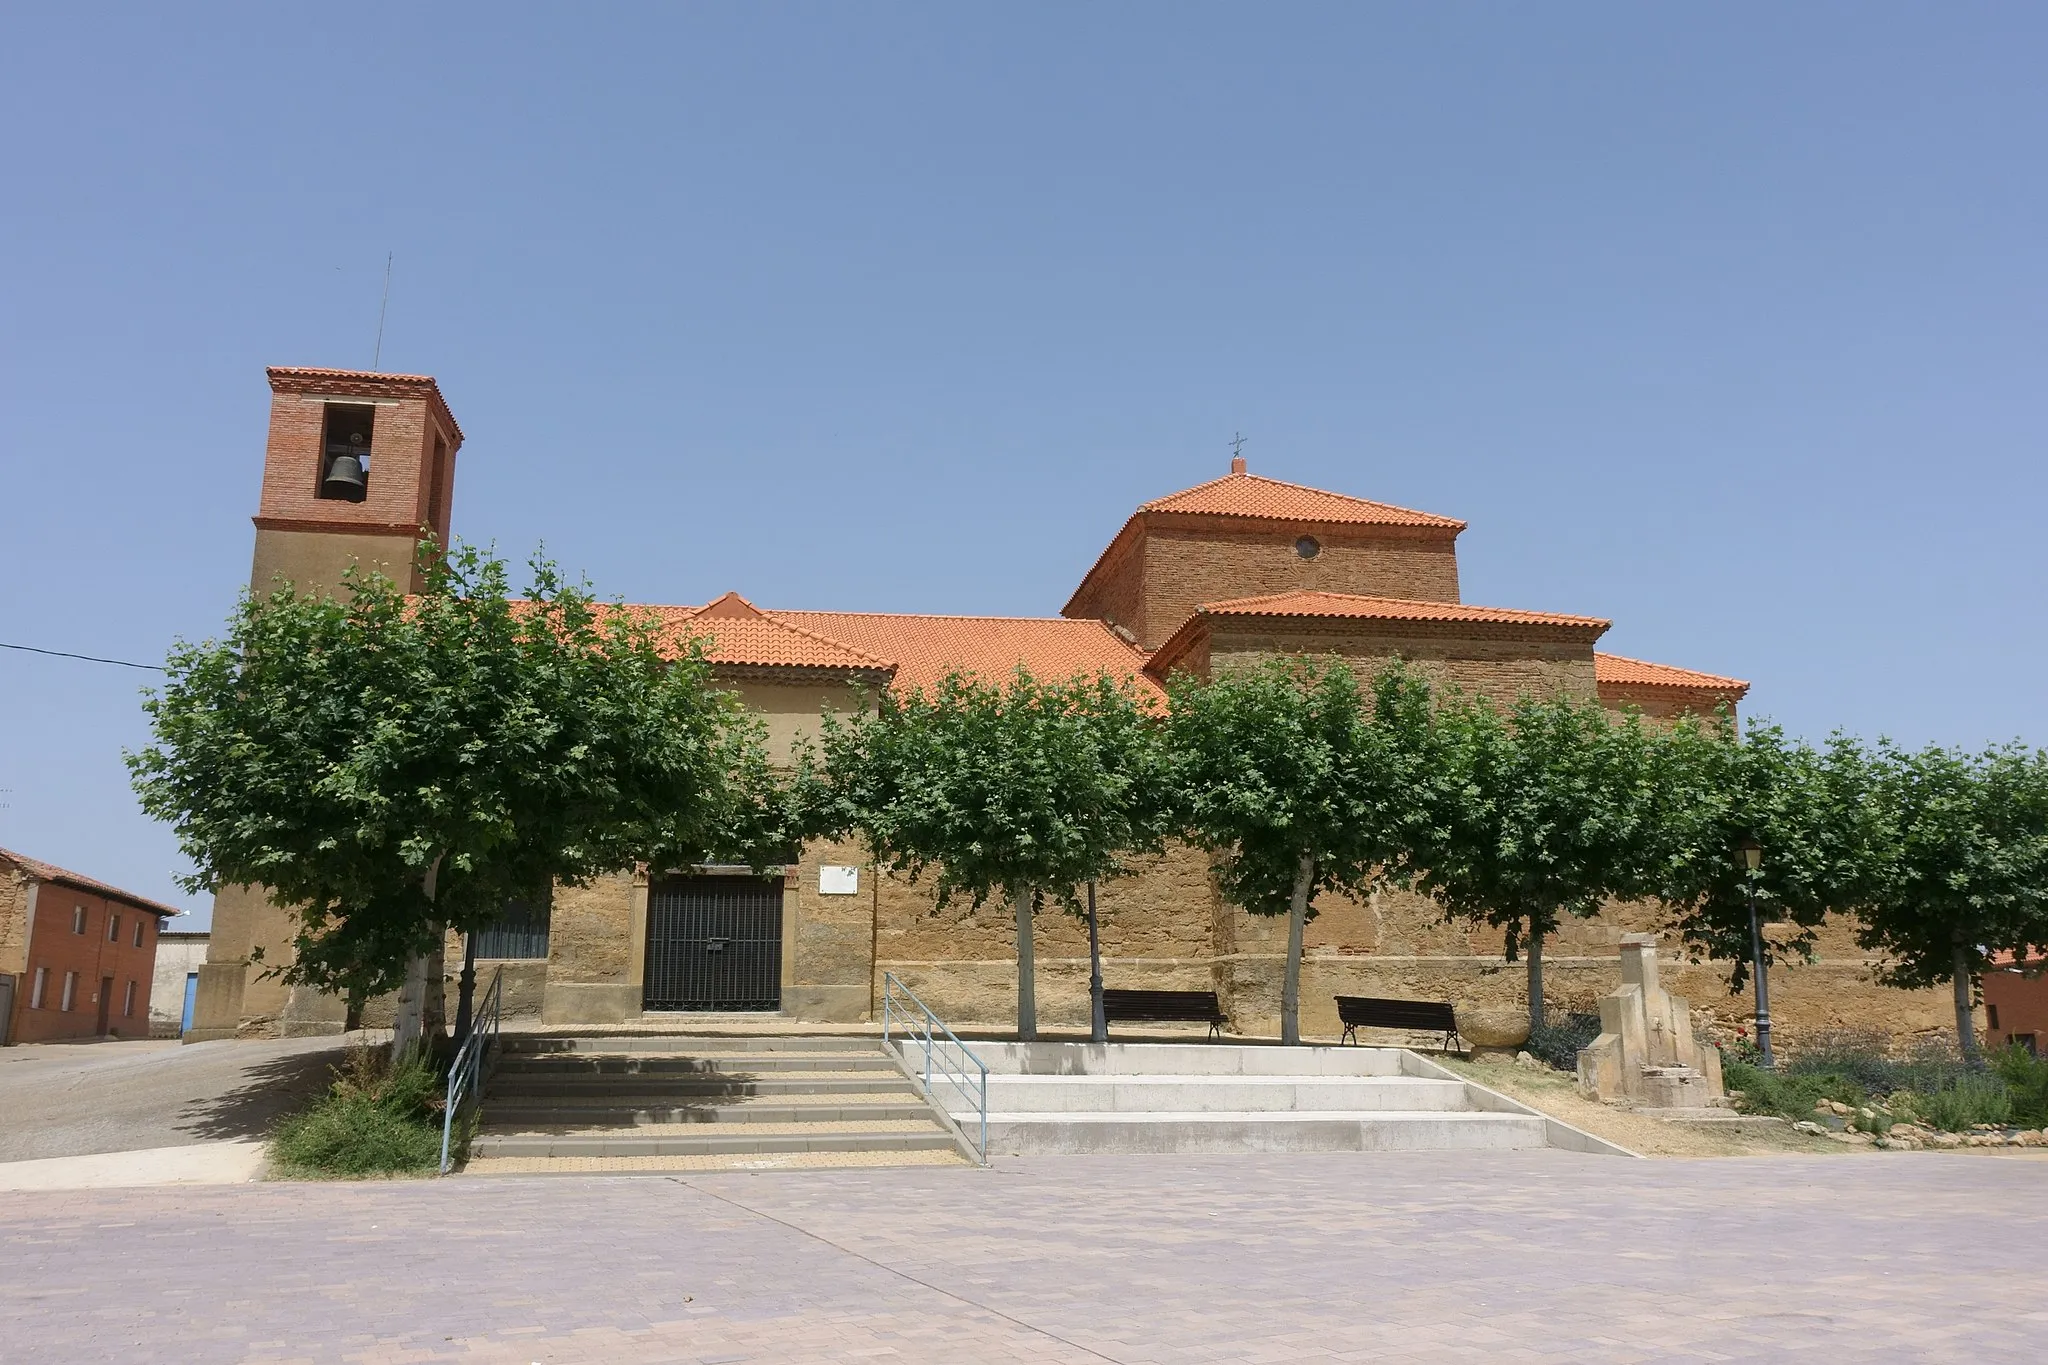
(1295, 535, 1321, 560)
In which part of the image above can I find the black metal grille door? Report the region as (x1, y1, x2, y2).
(644, 876, 784, 1011)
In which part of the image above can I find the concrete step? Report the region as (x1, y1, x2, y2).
(471, 1123, 959, 1159)
(968, 1109, 1551, 1156)
(979, 1074, 1474, 1114)
(962, 1041, 1412, 1077)
(481, 1099, 937, 1128)
(494, 1052, 898, 1076)
(500, 1034, 873, 1055)
(487, 1072, 917, 1100)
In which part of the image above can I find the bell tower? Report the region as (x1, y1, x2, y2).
(185, 365, 466, 1042)
(250, 366, 464, 596)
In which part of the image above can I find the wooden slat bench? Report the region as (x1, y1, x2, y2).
(1101, 989, 1228, 1039)
(1335, 995, 1464, 1054)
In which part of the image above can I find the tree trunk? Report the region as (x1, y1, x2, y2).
(389, 854, 444, 1061)
(1953, 942, 1979, 1063)
(1012, 884, 1037, 1042)
(1282, 852, 1314, 1047)
(1526, 923, 1546, 1036)
(421, 934, 447, 1048)
(390, 953, 430, 1059)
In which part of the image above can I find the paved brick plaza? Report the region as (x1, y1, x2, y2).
(4, 1151, 2043, 1362)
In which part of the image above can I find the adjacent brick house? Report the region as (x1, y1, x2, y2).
(1, 848, 181, 1044)
(1985, 952, 2048, 1056)
(192, 365, 1948, 1045)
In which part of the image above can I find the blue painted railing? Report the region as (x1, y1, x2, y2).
(881, 972, 990, 1164)
(439, 966, 502, 1174)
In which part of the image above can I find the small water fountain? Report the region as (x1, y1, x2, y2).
(1577, 934, 1727, 1109)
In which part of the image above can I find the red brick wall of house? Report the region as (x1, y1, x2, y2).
(1985, 967, 2048, 1055)
(9, 886, 161, 1043)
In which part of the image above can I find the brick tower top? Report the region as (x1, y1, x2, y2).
(249, 367, 464, 596)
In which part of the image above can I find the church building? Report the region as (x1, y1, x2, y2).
(188, 366, 1940, 1045)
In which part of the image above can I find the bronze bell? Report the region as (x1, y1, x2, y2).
(322, 451, 367, 500)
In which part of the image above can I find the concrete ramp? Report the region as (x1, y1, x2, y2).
(943, 1043, 1632, 1158)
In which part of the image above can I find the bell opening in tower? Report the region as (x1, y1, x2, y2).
(318, 402, 374, 502)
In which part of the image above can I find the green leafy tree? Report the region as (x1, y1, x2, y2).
(129, 544, 751, 1055)
(1168, 659, 1442, 1046)
(810, 668, 1174, 1041)
(1650, 718, 1883, 991)
(1415, 691, 1658, 1034)
(1854, 741, 2048, 1061)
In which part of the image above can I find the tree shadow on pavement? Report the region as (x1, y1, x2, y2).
(174, 1046, 352, 1142)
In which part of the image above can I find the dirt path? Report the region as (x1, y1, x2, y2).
(1443, 1053, 1846, 1157)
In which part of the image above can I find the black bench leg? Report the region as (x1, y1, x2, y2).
(1209, 1021, 1222, 1041)
(1341, 1024, 1356, 1047)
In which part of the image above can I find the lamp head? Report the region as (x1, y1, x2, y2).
(1735, 834, 1763, 874)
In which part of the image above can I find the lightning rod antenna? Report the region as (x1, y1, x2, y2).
(372, 252, 392, 371)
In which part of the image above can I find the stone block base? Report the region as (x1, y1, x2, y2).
(542, 982, 642, 1025)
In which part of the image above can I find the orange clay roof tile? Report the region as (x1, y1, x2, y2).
(773, 609, 1160, 698)
(1142, 471, 1465, 530)
(627, 598, 896, 673)
(612, 599, 1157, 696)
(0, 847, 184, 918)
(1194, 590, 1610, 629)
(1594, 652, 1749, 695)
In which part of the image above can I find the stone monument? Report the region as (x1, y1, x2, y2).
(1576, 934, 1726, 1108)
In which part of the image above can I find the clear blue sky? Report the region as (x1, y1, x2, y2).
(3, 4, 2043, 925)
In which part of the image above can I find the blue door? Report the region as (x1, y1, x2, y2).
(180, 972, 198, 1032)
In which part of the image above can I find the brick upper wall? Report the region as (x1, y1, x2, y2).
(1596, 680, 1741, 726)
(1063, 522, 1147, 642)
(1204, 620, 1600, 704)
(255, 372, 460, 546)
(1135, 521, 1461, 652)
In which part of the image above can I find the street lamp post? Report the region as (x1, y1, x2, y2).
(1735, 834, 1773, 1069)
(452, 933, 478, 1048)
(1086, 880, 1107, 1044)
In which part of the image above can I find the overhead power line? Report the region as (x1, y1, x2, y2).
(0, 641, 166, 671)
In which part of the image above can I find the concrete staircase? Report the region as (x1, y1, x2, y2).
(462, 1034, 967, 1174)
(951, 1042, 1618, 1156)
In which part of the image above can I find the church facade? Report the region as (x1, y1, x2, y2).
(188, 366, 1952, 1045)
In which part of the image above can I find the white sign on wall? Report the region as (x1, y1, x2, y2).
(819, 865, 861, 896)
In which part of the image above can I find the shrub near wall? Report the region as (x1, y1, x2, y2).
(269, 1046, 450, 1178)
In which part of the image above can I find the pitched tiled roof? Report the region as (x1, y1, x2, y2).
(1193, 590, 1609, 629)
(623, 597, 896, 675)
(1146, 590, 1610, 676)
(773, 610, 1160, 698)
(611, 598, 1158, 697)
(1142, 471, 1465, 530)
(1594, 652, 1749, 695)
(0, 848, 184, 918)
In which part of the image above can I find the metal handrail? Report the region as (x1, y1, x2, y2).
(881, 972, 991, 1164)
(439, 966, 503, 1174)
